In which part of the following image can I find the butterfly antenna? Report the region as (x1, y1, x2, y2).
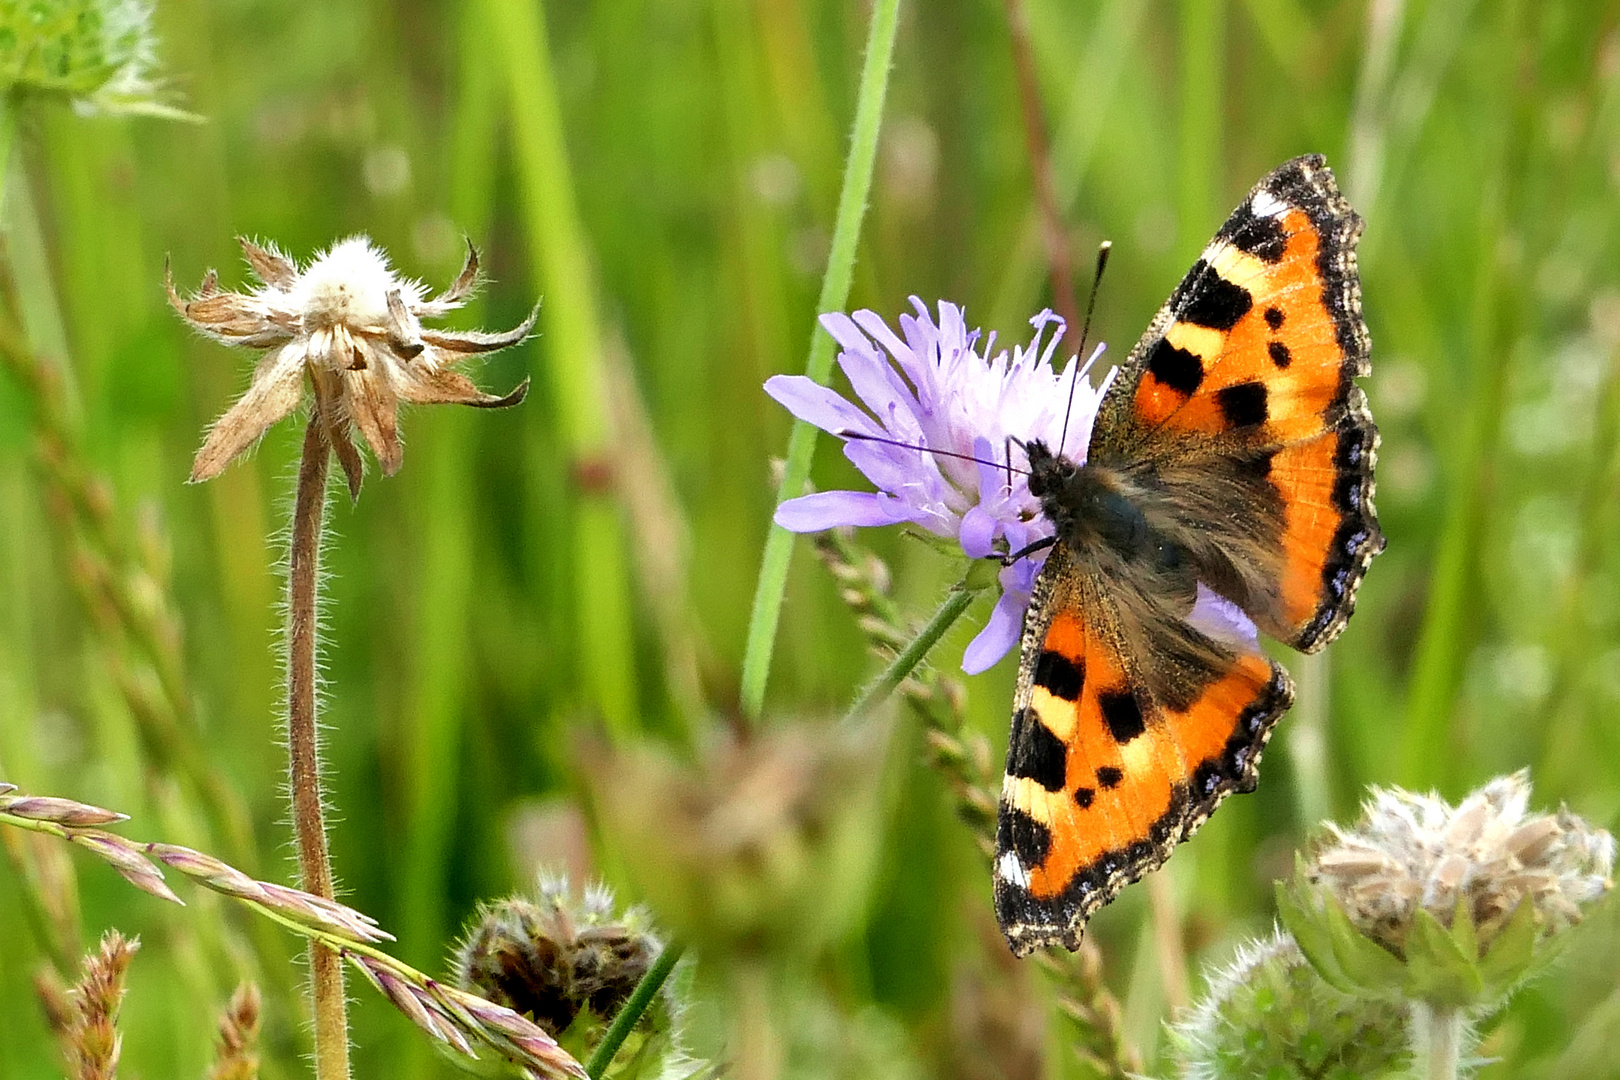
(1058, 240, 1113, 453)
(839, 430, 1030, 476)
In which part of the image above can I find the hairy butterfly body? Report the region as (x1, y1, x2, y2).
(994, 154, 1383, 956)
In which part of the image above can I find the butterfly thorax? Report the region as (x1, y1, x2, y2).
(1025, 439, 1192, 593)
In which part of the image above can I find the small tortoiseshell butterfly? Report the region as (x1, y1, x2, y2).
(993, 154, 1384, 956)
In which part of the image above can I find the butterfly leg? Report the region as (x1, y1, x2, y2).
(1001, 535, 1057, 566)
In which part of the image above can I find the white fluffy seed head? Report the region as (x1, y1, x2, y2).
(286, 236, 422, 328)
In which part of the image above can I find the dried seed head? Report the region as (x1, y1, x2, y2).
(453, 875, 660, 1038)
(168, 236, 533, 496)
(1308, 770, 1614, 957)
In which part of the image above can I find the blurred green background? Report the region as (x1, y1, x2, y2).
(2, 0, 1620, 1076)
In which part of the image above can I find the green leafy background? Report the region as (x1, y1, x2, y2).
(2, 0, 1619, 1076)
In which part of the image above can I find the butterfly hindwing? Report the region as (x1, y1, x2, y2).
(1091, 154, 1383, 653)
(993, 547, 1294, 957)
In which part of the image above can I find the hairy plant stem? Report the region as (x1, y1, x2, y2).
(585, 940, 686, 1079)
(288, 417, 350, 1080)
(842, 581, 979, 723)
(1413, 1003, 1463, 1080)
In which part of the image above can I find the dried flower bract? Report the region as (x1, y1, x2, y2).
(168, 236, 535, 496)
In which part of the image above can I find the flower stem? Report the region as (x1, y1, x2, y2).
(739, 0, 903, 721)
(1413, 1002, 1463, 1080)
(844, 582, 979, 723)
(288, 417, 350, 1080)
(584, 940, 686, 1079)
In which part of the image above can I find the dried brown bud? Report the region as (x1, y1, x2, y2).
(168, 236, 533, 496)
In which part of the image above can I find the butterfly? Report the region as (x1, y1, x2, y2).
(992, 154, 1384, 957)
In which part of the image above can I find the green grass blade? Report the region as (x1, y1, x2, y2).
(738, 0, 902, 720)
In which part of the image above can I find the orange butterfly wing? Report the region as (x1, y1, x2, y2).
(994, 552, 1292, 957)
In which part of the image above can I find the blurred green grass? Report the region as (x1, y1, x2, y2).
(3, 0, 1620, 1076)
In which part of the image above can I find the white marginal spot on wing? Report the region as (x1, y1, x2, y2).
(997, 850, 1031, 888)
(1251, 189, 1288, 218)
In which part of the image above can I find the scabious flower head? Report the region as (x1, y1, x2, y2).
(765, 299, 1113, 673)
(1310, 770, 1614, 957)
(168, 236, 534, 497)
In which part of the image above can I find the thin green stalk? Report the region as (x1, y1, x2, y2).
(482, 0, 639, 740)
(584, 941, 686, 1080)
(843, 583, 979, 724)
(0, 93, 15, 218)
(740, 0, 903, 720)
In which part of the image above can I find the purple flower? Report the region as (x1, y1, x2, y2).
(766, 298, 1113, 673)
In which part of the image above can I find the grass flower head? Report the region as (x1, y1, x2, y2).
(766, 299, 1113, 672)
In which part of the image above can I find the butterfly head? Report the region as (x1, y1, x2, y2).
(1023, 439, 1077, 500)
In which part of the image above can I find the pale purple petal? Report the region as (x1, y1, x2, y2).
(963, 589, 1026, 674)
(818, 311, 873, 353)
(764, 375, 878, 437)
(852, 308, 914, 369)
(1186, 583, 1261, 651)
(959, 506, 997, 559)
(843, 440, 948, 507)
(838, 340, 920, 422)
(774, 490, 913, 532)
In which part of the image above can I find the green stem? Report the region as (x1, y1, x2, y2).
(738, 0, 903, 721)
(585, 941, 687, 1080)
(0, 93, 16, 219)
(843, 583, 979, 723)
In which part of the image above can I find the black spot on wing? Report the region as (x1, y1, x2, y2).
(1095, 766, 1123, 789)
(998, 804, 1051, 868)
(1098, 691, 1145, 744)
(1264, 306, 1285, 330)
(1074, 787, 1095, 809)
(1225, 205, 1288, 263)
(1033, 650, 1084, 702)
(1177, 261, 1254, 330)
(1146, 338, 1205, 395)
(1007, 707, 1067, 792)
(1268, 341, 1292, 368)
(1216, 382, 1269, 427)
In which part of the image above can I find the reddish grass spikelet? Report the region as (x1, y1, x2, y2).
(207, 984, 263, 1080)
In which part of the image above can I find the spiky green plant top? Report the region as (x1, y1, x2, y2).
(0, 0, 190, 117)
(1171, 931, 1410, 1080)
